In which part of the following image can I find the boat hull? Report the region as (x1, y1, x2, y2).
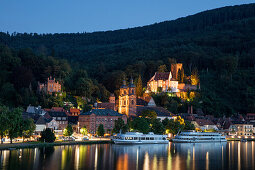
(113, 140, 169, 144)
(172, 139, 227, 143)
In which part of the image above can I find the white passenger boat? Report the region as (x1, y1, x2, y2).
(172, 131, 227, 143)
(112, 132, 169, 144)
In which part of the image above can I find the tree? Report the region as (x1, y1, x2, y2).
(140, 110, 157, 120)
(63, 124, 73, 137)
(80, 126, 88, 136)
(184, 121, 195, 130)
(136, 75, 143, 97)
(130, 118, 150, 134)
(165, 119, 185, 135)
(113, 118, 128, 133)
(97, 124, 105, 137)
(7, 107, 23, 144)
(0, 106, 9, 144)
(151, 119, 165, 134)
(177, 68, 185, 83)
(40, 128, 56, 143)
(190, 67, 199, 85)
(21, 118, 36, 141)
(158, 65, 167, 72)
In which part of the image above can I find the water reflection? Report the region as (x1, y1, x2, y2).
(0, 142, 255, 170)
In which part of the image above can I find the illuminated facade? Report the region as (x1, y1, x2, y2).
(118, 79, 137, 117)
(38, 76, 61, 94)
(147, 72, 179, 93)
(229, 124, 254, 137)
(78, 109, 127, 134)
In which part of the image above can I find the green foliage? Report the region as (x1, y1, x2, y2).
(136, 75, 143, 97)
(97, 124, 105, 137)
(140, 110, 157, 120)
(151, 119, 165, 134)
(183, 121, 195, 130)
(63, 124, 73, 137)
(130, 118, 150, 134)
(6, 107, 23, 143)
(113, 118, 128, 133)
(21, 118, 36, 140)
(164, 118, 184, 135)
(80, 126, 88, 136)
(40, 128, 56, 143)
(0, 106, 9, 144)
(177, 68, 185, 83)
(158, 65, 168, 72)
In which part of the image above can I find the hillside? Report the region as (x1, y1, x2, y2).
(1, 3, 255, 116)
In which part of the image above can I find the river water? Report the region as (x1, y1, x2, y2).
(0, 141, 254, 170)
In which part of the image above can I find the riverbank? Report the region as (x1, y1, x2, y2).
(227, 138, 255, 141)
(0, 140, 113, 150)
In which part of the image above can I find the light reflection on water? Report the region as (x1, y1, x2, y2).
(0, 142, 255, 170)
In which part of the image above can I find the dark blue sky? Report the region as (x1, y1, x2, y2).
(1, 0, 254, 33)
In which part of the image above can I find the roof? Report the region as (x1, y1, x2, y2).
(97, 103, 115, 110)
(51, 107, 65, 112)
(195, 119, 215, 126)
(36, 116, 47, 125)
(247, 113, 255, 116)
(80, 109, 124, 116)
(48, 111, 67, 117)
(70, 108, 80, 113)
(26, 105, 46, 115)
(137, 106, 173, 117)
(150, 72, 170, 81)
(136, 98, 148, 106)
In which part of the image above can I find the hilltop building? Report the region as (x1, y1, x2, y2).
(147, 63, 197, 94)
(147, 72, 179, 93)
(171, 63, 183, 80)
(38, 76, 61, 94)
(118, 79, 137, 117)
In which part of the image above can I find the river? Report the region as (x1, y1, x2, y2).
(0, 141, 254, 170)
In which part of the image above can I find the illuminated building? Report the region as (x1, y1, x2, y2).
(118, 79, 137, 117)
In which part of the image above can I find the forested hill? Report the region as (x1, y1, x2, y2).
(1, 3, 255, 116)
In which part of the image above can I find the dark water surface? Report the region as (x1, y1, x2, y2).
(0, 141, 255, 170)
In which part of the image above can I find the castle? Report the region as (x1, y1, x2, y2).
(147, 63, 182, 93)
(118, 78, 137, 117)
(38, 76, 61, 94)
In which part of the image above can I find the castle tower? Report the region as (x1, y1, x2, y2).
(171, 63, 183, 80)
(109, 93, 115, 104)
(118, 78, 137, 117)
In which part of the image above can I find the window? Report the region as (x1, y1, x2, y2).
(131, 89, 134, 94)
(131, 100, 134, 105)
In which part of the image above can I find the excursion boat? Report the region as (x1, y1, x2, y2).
(112, 132, 169, 144)
(172, 131, 227, 143)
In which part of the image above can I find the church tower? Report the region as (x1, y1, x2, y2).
(118, 78, 137, 117)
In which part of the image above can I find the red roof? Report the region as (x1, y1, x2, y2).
(70, 108, 80, 113)
(195, 119, 215, 126)
(150, 72, 170, 81)
(247, 113, 255, 116)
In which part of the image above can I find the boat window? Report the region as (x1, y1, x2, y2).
(150, 137, 154, 140)
(141, 137, 145, 140)
(163, 137, 166, 140)
(134, 137, 138, 140)
(146, 137, 149, 140)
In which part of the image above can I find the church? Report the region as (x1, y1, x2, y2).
(118, 78, 137, 117)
